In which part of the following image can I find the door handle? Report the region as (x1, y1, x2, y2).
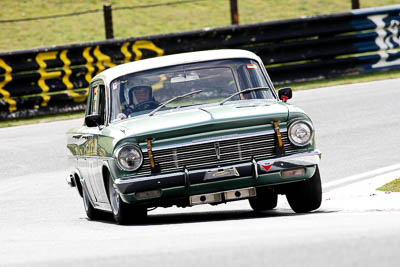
(72, 134, 82, 139)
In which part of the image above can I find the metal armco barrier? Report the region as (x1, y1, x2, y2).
(1, 5, 399, 119)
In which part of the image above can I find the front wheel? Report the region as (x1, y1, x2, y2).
(83, 185, 108, 220)
(249, 187, 278, 212)
(108, 178, 147, 225)
(285, 166, 322, 213)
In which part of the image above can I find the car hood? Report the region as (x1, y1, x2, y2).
(110, 101, 289, 143)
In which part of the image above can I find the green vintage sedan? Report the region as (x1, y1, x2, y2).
(66, 49, 322, 224)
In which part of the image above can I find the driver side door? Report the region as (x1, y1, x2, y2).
(83, 80, 109, 205)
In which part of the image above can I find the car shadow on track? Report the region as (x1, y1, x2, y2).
(116, 208, 337, 226)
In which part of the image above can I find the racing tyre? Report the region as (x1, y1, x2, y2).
(249, 187, 278, 211)
(108, 178, 147, 225)
(83, 185, 107, 220)
(285, 166, 322, 213)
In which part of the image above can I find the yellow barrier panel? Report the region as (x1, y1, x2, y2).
(83, 47, 95, 84)
(60, 50, 88, 103)
(0, 58, 16, 111)
(36, 51, 62, 107)
(121, 42, 132, 63)
(132, 40, 164, 61)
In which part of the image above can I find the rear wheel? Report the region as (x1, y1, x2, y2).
(83, 185, 108, 220)
(249, 187, 278, 212)
(108, 178, 147, 225)
(285, 166, 322, 213)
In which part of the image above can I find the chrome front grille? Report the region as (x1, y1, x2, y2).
(137, 131, 296, 175)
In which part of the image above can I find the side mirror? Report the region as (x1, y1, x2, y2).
(278, 87, 292, 102)
(85, 114, 101, 127)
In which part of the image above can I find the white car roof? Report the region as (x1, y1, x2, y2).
(94, 49, 263, 84)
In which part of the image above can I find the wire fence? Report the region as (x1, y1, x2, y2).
(0, 0, 372, 53)
(0, 0, 208, 23)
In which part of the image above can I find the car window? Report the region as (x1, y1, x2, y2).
(110, 59, 275, 122)
(87, 81, 106, 125)
(90, 85, 100, 115)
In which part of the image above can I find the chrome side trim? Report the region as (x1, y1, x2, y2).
(115, 171, 185, 185)
(73, 156, 114, 160)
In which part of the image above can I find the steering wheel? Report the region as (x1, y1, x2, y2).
(133, 100, 160, 111)
(124, 101, 160, 116)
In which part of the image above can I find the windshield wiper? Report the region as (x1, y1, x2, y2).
(219, 87, 270, 105)
(148, 90, 203, 116)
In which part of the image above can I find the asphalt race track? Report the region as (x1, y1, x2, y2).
(1, 79, 400, 267)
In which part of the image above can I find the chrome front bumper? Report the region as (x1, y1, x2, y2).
(257, 149, 321, 174)
(115, 150, 321, 194)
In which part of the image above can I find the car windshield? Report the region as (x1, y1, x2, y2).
(110, 58, 275, 122)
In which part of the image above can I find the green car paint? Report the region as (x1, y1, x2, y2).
(67, 100, 316, 200)
(66, 50, 322, 223)
(67, 101, 314, 179)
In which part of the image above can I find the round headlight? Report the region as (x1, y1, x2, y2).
(115, 145, 143, 171)
(288, 120, 313, 147)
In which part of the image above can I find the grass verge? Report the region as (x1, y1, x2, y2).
(377, 178, 400, 192)
(0, 111, 84, 128)
(1, 0, 399, 52)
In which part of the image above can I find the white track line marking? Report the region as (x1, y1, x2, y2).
(323, 163, 400, 190)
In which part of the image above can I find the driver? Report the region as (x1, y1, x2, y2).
(126, 85, 159, 113)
